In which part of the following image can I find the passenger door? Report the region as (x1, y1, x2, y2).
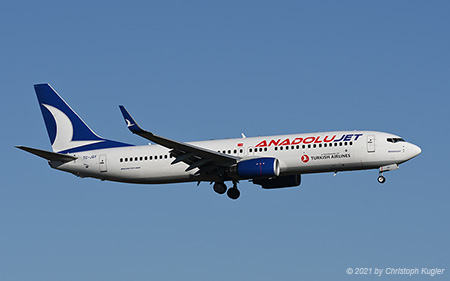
(367, 135, 375, 153)
(99, 154, 107, 172)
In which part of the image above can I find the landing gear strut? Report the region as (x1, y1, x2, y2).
(227, 182, 240, 200)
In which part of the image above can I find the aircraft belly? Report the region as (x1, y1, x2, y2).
(107, 161, 193, 184)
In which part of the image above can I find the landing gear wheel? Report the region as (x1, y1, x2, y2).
(377, 175, 386, 184)
(213, 182, 227, 194)
(227, 187, 240, 200)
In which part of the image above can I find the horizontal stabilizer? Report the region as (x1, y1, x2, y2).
(16, 146, 78, 162)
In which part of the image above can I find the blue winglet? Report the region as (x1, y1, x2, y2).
(119, 105, 146, 134)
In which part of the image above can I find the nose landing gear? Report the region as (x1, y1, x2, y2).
(377, 174, 386, 184)
(377, 164, 399, 184)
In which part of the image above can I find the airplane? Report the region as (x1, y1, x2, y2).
(17, 84, 422, 200)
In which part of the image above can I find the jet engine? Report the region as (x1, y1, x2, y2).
(229, 157, 280, 180)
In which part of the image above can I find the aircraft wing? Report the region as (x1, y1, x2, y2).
(119, 106, 239, 174)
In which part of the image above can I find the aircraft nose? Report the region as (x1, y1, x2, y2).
(410, 143, 422, 158)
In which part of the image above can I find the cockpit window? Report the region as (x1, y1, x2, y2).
(387, 138, 405, 143)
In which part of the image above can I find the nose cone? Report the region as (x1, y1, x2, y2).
(409, 143, 422, 159)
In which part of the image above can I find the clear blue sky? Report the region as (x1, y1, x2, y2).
(1, 1, 449, 280)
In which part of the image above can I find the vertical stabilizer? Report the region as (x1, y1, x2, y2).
(34, 84, 132, 153)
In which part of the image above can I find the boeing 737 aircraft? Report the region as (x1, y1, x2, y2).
(17, 84, 421, 199)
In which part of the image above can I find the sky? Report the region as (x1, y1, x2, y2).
(1, 1, 449, 280)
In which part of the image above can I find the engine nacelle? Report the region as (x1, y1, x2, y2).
(230, 157, 280, 180)
(253, 174, 301, 189)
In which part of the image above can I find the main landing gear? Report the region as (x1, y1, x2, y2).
(213, 181, 240, 200)
(227, 183, 240, 200)
(213, 182, 227, 194)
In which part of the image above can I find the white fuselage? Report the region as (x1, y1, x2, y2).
(50, 131, 421, 184)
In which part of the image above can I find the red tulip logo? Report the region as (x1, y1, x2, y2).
(301, 154, 310, 163)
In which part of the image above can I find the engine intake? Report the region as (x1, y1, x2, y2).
(230, 157, 280, 180)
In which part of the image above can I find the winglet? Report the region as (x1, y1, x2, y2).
(117, 106, 239, 164)
(119, 105, 147, 134)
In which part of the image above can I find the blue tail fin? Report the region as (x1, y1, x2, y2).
(34, 84, 132, 153)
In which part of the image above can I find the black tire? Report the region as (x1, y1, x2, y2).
(377, 176, 386, 184)
(227, 188, 240, 200)
(213, 182, 227, 194)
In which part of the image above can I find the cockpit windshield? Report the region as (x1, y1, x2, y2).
(387, 138, 405, 143)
